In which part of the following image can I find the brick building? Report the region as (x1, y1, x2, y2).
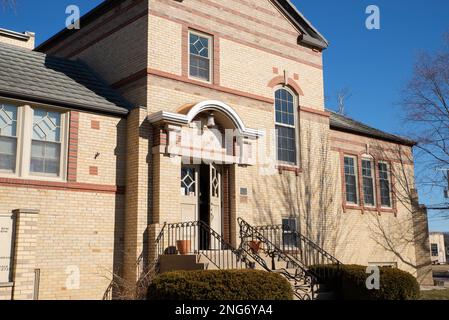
(0, 0, 432, 300)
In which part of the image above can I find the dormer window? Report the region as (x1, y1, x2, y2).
(189, 30, 213, 82)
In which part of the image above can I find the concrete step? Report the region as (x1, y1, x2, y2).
(158, 254, 206, 273)
(198, 250, 247, 270)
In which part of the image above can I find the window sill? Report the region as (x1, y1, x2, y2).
(0, 282, 13, 288)
(343, 203, 397, 215)
(276, 165, 303, 175)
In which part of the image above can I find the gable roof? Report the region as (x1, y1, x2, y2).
(329, 111, 416, 147)
(0, 42, 130, 115)
(273, 0, 328, 49)
(37, 0, 328, 52)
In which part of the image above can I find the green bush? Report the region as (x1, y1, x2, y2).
(147, 269, 294, 300)
(310, 264, 420, 300)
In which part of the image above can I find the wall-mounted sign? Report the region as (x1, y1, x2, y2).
(0, 214, 14, 283)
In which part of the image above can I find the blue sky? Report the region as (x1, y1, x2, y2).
(1, 0, 449, 230)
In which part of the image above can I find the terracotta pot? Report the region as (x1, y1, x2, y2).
(176, 240, 191, 255)
(249, 240, 262, 254)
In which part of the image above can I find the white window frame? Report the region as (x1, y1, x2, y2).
(0, 101, 69, 182)
(188, 30, 213, 84)
(361, 157, 376, 207)
(378, 161, 393, 209)
(274, 86, 299, 166)
(0, 103, 21, 176)
(344, 155, 359, 205)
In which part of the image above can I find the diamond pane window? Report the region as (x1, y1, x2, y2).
(275, 89, 297, 164)
(30, 109, 62, 176)
(0, 104, 18, 172)
(189, 31, 212, 82)
(181, 167, 196, 196)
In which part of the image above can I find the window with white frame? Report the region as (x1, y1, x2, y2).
(378, 162, 392, 207)
(362, 158, 376, 206)
(344, 156, 359, 204)
(275, 88, 297, 165)
(31, 109, 63, 176)
(189, 31, 212, 82)
(0, 104, 18, 173)
(0, 102, 68, 180)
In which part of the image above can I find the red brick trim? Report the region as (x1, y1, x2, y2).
(339, 151, 397, 215)
(181, 25, 189, 78)
(213, 35, 221, 85)
(91, 120, 100, 130)
(331, 147, 413, 165)
(147, 68, 274, 104)
(47, 0, 145, 55)
(299, 106, 331, 118)
(66, 8, 149, 59)
(268, 75, 304, 96)
(89, 166, 99, 176)
(150, 11, 323, 70)
(192, 0, 310, 44)
(272, 67, 279, 74)
(0, 178, 124, 194)
(158, 0, 320, 59)
(67, 111, 79, 182)
(277, 165, 303, 176)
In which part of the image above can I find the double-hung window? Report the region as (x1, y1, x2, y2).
(282, 218, 298, 247)
(275, 88, 297, 165)
(0, 102, 68, 180)
(378, 162, 392, 208)
(31, 109, 63, 177)
(344, 156, 358, 204)
(362, 159, 376, 206)
(189, 31, 212, 82)
(0, 104, 18, 173)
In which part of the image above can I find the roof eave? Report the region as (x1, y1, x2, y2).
(0, 90, 129, 117)
(330, 125, 417, 147)
(274, 0, 329, 50)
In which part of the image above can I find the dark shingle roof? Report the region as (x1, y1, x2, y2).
(0, 42, 131, 115)
(329, 111, 416, 146)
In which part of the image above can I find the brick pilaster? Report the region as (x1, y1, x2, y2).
(11, 209, 39, 300)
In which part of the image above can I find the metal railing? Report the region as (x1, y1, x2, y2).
(159, 221, 251, 270)
(238, 218, 316, 300)
(254, 224, 342, 280)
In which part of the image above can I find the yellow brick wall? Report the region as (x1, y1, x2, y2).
(76, 112, 127, 186)
(0, 188, 124, 300)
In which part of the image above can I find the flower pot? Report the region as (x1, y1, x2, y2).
(249, 240, 262, 254)
(176, 240, 191, 255)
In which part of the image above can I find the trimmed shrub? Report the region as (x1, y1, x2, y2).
(310, 264, 420, 300)
(147, 269, 294, 300)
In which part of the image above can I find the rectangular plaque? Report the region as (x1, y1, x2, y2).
(0, 214, 14, 283)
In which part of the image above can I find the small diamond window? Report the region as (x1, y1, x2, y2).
(181, 167, 196, 196)
(211, 167, 219, 198)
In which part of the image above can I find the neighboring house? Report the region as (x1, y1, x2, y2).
(0, 0, 433, 300)
(430, 232, 448, 265)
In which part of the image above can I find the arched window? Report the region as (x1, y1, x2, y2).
(275, 88, 297, 165)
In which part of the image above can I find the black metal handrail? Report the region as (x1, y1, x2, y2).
(238, 218, 316, 300)
(254, 224, 342, 281)
(160, 221, 251, 270)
